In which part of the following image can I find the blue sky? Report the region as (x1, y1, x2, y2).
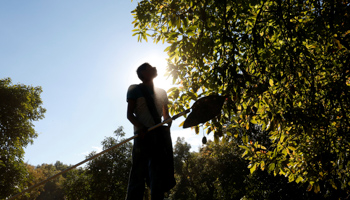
(1, 0, 210, 166)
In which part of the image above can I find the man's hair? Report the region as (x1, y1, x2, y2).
(137, 62, 152, 80)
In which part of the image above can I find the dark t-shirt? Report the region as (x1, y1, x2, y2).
(126, 84, 168, 130)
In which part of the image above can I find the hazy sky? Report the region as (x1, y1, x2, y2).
(1, 0, 211, 166)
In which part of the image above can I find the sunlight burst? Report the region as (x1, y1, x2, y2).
(129, 53, 175, 91)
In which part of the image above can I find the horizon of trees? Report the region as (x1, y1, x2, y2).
(11, 131, 348, 199)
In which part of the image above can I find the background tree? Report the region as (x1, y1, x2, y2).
(84, 126, 132, 200)
(21, 162, 68, 200)
(171, 137, 195, 199)
(63, 167, 92, 200)
(131, 0, 350, 195)
(35, 163, 66, 200)
(172, 136, 325, 199)
(172, 137, 249, 200)
(18, 127, 132, 200)
(0, 78, 46, 199)
(171, 137, 220, 200)
(21, 163, 46, 199)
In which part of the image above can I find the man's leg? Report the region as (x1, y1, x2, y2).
(148, 159, 165, 200)
(148, 130, 166, 200)
(126, 139, 147, 200)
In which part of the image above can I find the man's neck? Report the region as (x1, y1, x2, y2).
(142, 80, 154, 87)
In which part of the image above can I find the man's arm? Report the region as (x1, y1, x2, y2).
(163, 104, 172, 128)
(127, 99, 147, 136)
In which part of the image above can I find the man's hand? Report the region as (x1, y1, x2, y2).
(165, 117, 172, 128)
(163, 104, 172, 128)
(136, 126, 148, 139)
(128, 99, 148, 139)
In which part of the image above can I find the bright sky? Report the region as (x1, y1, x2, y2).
(1, 0, 211, 166)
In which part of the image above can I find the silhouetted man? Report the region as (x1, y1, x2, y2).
(126, 63, 175, 200)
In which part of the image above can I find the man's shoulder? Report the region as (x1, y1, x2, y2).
(128, 84, 139, 91)
(154, 87, 166, 94)
(127, 84, 142, 100)
(154, 87, 168, 102)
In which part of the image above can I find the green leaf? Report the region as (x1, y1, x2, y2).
(194, 125, 199, 134)
(268, 163, 275, 172)
(239, 145, 250, 151)
(242, 135, 248, 144)
(241, 150, 249, 158)
(295, 176, 303, 183)
(288, 174, 295, 182)
(261, 161, 265, 171)
(250, 164, 257, 174)
(288, 146, 296, 151)
(178, 120, 185, 127)
(250, 117, 258, 124)
(313, 183, 320, 193)
(206, 127, 212, 134)
(214, 134, 219, 144)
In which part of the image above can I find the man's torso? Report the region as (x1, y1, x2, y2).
(127, 84, 168, 130)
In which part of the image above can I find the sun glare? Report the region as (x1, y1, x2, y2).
(151, 58, 174, 91)
(129, 53, 175, 91)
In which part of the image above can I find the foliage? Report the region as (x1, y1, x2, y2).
(171, 137, 250, 199)
(15, 132, 343, 199)
(65, 126, 133, 200)
(172, 137, 326, 199)
(35, 163, 66, 200)
(171, 137, 198, 199)
(12, 127, 131, 200)
(0, 78, 46, 199)
(63, 167, 92, 200)
(21, 163, 46, 199)
(171, 137, 220, 200)
(21, 162, 67, 200)
(131, 0, 350, 194)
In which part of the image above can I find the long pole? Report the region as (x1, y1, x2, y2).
(8, 111, 188, 200)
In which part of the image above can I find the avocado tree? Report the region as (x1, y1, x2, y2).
(131, 0, 350, 194)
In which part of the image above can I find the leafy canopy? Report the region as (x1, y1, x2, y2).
(131, 0, 350, 194)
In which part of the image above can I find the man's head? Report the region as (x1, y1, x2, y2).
(137, 63, 158, 82)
